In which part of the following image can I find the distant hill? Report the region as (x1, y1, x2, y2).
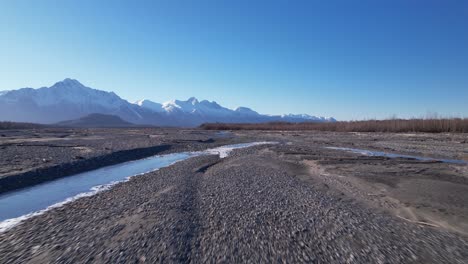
(0, 121, 45, 130)
(55, 113, 137, 128)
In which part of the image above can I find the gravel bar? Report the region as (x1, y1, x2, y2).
(1, 144, 468, 263)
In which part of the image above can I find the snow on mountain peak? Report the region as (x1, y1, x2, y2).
(279, 114, 337, 122)
(235, 107, 260, 116)
(51, 78, 85, 89)
(0, 78, 126, 109)
(134, 99, 164, 112)
(162, 97, 198, 112)
(0, 79, 336, 125)
(187, 97, 199, 105)
(63, 78, 82, 84)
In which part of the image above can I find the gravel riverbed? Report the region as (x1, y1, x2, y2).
(1, 129, 468, 263)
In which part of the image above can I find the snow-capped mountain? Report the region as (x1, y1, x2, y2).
(0, 79, 157, 124)
(135, 99, 164, 113)
(0, 79, 336, 126)
(281, 114, 337, 122)
(159, 97, 236, 117)
(234, 107, 260, 116)
(136, 97, 335, 125)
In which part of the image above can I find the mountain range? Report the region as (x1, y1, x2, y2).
(0, 79, 336, 127)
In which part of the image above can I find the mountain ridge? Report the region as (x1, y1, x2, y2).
(0, 79, 336, 126)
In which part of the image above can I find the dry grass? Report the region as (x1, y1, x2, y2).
(200, 118, 468, 133)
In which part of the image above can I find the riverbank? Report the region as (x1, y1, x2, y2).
(0, 128, 248, 194)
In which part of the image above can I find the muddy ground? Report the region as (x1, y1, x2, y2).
(0, 128, 467, 263)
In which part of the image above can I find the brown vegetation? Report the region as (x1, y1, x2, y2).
(200, 118, 468, 133)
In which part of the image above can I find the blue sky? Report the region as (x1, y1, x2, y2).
(1, 0, 467, 120)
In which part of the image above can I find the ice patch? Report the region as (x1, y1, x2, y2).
(202, 141, 276, 158)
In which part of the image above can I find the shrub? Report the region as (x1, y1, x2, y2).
(200, 118, 468, 133)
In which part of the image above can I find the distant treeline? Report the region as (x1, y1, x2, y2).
(0, 121, 45, 130)
(200, 118, 468, 133)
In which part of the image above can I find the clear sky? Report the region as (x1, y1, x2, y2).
(1, 0, 467, 120)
